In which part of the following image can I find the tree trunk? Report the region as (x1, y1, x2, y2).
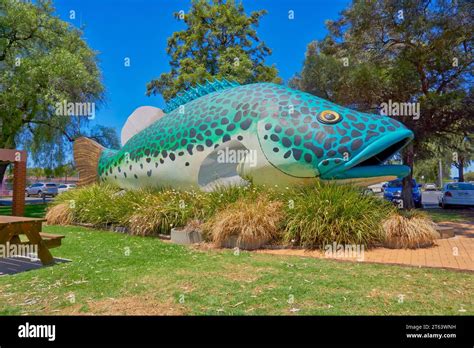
(458, 157, 464, 182)
(402, 143, 415, 209)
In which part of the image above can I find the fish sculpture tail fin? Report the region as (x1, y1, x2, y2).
(73, 137, 105, 186)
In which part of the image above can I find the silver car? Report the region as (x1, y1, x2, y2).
(26, 183, 59, 197)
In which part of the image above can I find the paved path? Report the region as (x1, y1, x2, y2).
(257, 220, 474, 272)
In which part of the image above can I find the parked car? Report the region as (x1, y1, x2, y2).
(25, 183, 58, 197)
(383, 179, 423, 208)
(424, 183, 437, 191)
(58, 183, 77, 193)
(438, 182, 474, 209)
(368, 182, 387, 193)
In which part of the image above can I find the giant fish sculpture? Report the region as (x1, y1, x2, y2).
(74, 79, 414, 190)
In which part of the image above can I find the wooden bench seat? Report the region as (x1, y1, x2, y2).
(39, 233, 65, 249)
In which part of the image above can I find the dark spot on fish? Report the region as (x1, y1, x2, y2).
(240, 118, 252, 130)
(227, 124, 236, 131)
(323, 126, 335, 134)
(185, 162, 190, 166)
(338, 146, 349, 155)
(365, 131, 379, 141)
(265, 123, 272, 130)
(304, 153, 312, 163)
(304, 143, 323, 158)
(233, 111, 242, 122)
(315, 132, 326, 144)
(297, 125, 308, 133)
(196, 145, 204, 152)
(351, 139, 363, 151)
(283, 150, 292, 159)
(292, 148, 302, 160)
(351, 130, 362, 137)
(322, 160, 329, 166)
(354, 123, 366, 130)
(282, 137, 292, 147)
(273, 147, 279, 153)
(146, 158, 151, 163)
(294, 135, 302, 146)
(340, 136, 351, 144)
(147, 170, 152, 177)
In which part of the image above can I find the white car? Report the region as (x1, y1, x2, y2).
(368, 182, 387, 193)
(438, 182, 474, 209)
(57, 183, 77, 193)
(25, 183, 58, 197)
(424, 183, 437, 191)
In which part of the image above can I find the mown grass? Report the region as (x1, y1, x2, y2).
(423, 208, 473, 223)
(0, 204, 47, 218)
(0, 225, 472, 315)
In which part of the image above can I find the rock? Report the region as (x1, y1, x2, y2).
(171, 228, 202, 245)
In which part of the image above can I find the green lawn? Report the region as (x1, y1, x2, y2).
(423, 208, 473, 223)
(0, 225, 472, 315)
(0, 204, 47, 218)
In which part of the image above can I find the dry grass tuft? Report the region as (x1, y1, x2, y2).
(383, 210, 439, 249)
(204, 197, 284, 250)
(45, 203, 74, 225)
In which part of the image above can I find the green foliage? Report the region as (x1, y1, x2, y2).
(283, 182, 395, 249)
(0, 0, 106, 169)
(146, 0, 281, 101)
(50, 182, 394, 248)
(465, 172, 474, 182)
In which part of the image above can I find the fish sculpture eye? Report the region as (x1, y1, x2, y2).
(317, 110, 342, 124)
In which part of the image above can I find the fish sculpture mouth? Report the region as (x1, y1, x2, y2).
(322, 129, 414, 180)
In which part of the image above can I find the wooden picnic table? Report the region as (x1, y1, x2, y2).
(0, 216, 64, 265)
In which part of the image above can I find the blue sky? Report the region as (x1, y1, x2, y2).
(53, 0, 350, 131)
(52, 0, 470, 176)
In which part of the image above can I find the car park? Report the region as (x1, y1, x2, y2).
(438, 182, 474, 209)
(25, 183, 58, 197)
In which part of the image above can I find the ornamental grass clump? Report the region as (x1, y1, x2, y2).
(204, 196, 284, 250)
(45, 202, 74, 225)
(283, 181, 395, 249)
(383, 210, 439, 249)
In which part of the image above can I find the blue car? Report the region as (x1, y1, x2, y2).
(383, 179, 423, 208)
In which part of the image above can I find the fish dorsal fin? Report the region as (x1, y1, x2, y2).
(164, 78, 240, 113)
(121, 106, 165, 146)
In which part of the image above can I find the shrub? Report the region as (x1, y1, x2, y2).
(204, 196, 284, 250)
(283, 181, 394, 249)
(128, 189, 201, 236)
(383, 210, 439, 249)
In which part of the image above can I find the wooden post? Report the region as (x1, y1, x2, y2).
(12, 159, 27, 216)
(0, 149, 27, 217)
